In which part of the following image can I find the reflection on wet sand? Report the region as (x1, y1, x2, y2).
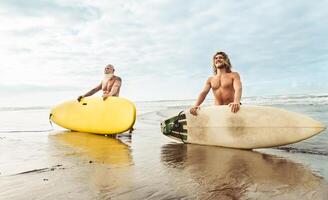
(53, 131, 132, 165)
(161, 144, 328, 200)
(50, 131, 135, 199)
(0, 131, 135, 200)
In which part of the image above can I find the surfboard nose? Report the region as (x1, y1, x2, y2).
(309, 119, 326, 136)
(318, 122, 326, 133)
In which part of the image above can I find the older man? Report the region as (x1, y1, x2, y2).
(77, 64, 122, 101)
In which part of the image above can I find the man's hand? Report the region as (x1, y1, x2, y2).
(229, 102, 240, 113)
(190, 106, 200, 116)
(102, 93, 109, 101)
(77, 95, 84, 102)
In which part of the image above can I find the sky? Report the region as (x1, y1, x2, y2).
(0, 0, 328, 106)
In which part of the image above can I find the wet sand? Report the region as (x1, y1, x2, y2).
(1, 115, 328, 200)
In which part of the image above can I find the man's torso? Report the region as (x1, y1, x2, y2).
(210, 73, 236, 105)
(102, 76, 121, 96)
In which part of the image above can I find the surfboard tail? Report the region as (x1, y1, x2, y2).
(161, 112, 188, 142)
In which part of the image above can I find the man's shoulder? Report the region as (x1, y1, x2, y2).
(114, 76, 122, 81)
(207, 76, 214, 82)
(230, 71, 240, 77)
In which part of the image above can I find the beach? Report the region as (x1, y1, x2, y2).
(1, 95, 328, 199)
(1, 0, 328, 198)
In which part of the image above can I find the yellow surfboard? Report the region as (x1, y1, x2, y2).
(50, 97, 136, 134)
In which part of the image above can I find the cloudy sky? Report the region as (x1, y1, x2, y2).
(0, 0, 327, 106)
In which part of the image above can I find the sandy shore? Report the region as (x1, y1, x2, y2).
(1, 103, 328, 200)
(1, 116, 328, 200)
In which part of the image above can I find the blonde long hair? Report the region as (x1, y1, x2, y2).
(212, 51, 232, 75)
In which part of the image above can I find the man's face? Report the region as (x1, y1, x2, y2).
(214, 54, 226, 69)
(104, 66, 114, 74)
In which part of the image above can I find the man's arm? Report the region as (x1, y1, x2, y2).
(229, 72, 242, 113)
(109, 77, 122, 96)
(233, 72, 242, 103)
(190, 77, 212, 115)
(78, 83, 102, 101)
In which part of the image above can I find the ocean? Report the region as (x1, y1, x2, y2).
(0, 94, 327, 199)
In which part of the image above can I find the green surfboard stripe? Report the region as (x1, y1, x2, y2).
(163, 112, 188, 140)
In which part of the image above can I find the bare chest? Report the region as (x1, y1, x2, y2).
(102, 79, 116, 91)
(211, 75, 233, 90)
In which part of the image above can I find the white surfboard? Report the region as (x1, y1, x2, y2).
(161, 105, 326, 149)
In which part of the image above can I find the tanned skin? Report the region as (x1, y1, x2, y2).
(190, 52, 242, 115)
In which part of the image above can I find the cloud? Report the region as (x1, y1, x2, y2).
(0, 0, 327, 104)
(0, 0, 100, 21)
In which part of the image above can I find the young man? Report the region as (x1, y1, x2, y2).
(190, 51, 242, 115)
(77, 64, 122, 101)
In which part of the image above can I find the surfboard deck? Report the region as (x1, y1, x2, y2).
(161, 105, 326, 149)
(50, 97, 136, 134)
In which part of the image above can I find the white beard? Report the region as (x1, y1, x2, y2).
(102, 73, 114, 90)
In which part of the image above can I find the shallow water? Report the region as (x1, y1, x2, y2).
(1, 97, 328, 199)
